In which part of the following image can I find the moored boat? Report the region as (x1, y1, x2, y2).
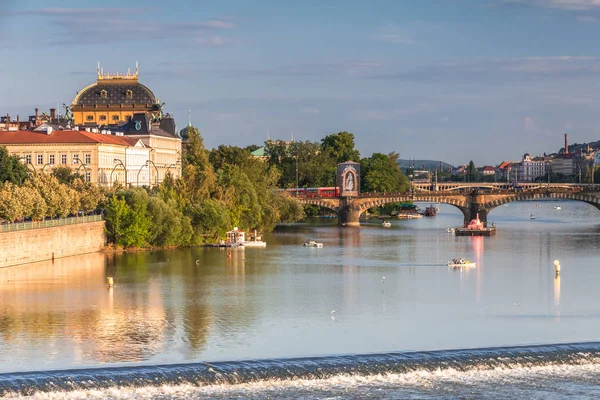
(303, 240, 323, 248)
(423, 205, 437, 217)
(242, 229, 267, 247)
(382, 221, 391, 228)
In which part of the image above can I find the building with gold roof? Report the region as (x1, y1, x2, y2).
(71, 62, 163, 127)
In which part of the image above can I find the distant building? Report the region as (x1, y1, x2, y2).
(518, 153, 546, 182)
(71, 62, 163, 127)
(0, 128, 150, 186)
(0, 114, 30, 131)
(482, 166, 495, 176)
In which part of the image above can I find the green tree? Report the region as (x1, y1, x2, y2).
(182, 126, 216, 201)
(209, 145, 252, 171)
(0, 146, 28, 185)
(361, 152, 410, 193)
(51, 166, 75, 185)
(71, 178, 102, 213)
(321, 131, 360, 164)
(0, 183, 23, 222)
(104, 195, 130, 246)
(186, 198, 231, 243)
(467, 161, 477, 182)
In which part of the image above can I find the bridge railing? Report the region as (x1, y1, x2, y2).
(0, 214, 104, 233)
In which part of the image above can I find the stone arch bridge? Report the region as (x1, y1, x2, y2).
(296, 186, 600, 226)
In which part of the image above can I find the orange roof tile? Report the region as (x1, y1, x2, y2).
(0, 130, 131, 146)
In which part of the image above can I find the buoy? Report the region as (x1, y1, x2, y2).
(554, 260, 560, 276)
(107, 276, 114, 287)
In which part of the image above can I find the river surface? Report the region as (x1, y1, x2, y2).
(1, 200, 600, 398)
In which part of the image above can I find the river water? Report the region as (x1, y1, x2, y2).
(1, 200, 600, 398)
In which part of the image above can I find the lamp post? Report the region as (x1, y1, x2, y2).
(19, 157, 36, 176)
(74, 156, 88, 182)
(165, 161, 181, 178)
(42, 163, 53, 173)
(137, 164, 147, 187)
(147, 159, 159, 186)
(295, 156, 299, 190)
(111, 158, 127, 187)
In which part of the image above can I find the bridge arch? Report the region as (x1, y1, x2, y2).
(483, 192, 600, 212)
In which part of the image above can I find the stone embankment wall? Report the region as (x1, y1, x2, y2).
(0, 222, 106, 268)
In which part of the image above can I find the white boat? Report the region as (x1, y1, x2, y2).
(448, 259, 476, 268)
(242, 239, 266, 248)
(242, 230, 267, 247)
(530, 214, 536, 220)
(303, 240, 323, 248)
(446, 228, 455, 233)
(382, 221, 391, 228)
(554, 206, 562, 210)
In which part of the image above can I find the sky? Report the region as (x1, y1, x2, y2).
(2, 0, 600, 166)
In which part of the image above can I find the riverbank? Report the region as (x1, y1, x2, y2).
(0, 220, 105, 268)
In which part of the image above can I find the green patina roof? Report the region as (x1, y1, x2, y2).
(251, 146, 266, 157)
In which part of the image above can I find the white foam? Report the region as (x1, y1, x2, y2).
(5, 361, 600, 399)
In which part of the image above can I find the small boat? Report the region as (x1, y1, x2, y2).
(242, 229, 267, 247)
(382, 221, 391, 228)
(448, 258, 476, 268)
(446, 227, 455, 233)
(530, 214, 536, 220)
(422, 205, 437, 217)
(303, 240, 323, 248)
(554, 206, 562, 210)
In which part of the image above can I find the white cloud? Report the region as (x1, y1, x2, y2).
(524, 116, 537, 132)
(299, 107, 320, 114)
(214, 113, 240, 121)
(504, 0, 600, 10)
(577, 15, 600, 21)
(370, 22, 420, 45)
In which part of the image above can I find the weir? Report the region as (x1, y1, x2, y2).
(2, 342, 600, 396)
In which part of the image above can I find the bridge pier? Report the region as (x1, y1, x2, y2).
(464, 191, 489, 226)
(337, 198, 361, 226)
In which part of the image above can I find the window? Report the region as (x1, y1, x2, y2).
(99, 115, 107, 121)
(87, 115, 94, 121)
(125, 89, 133, 99)
(61, 154, 67, 164)
(37, 155, 43, 165)
(85, 172, 91, 182)
(85, 154, 91, 164)
(49, 155, 55, 165)
(113, 115, 120, 121)
(100, 89, 107, 99)
(25, 155, 31, 164)
(72, 154, 79, 164)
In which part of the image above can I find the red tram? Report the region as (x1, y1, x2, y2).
(284, 187, 340, 197)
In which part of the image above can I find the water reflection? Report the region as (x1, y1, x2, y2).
(2, 201, 600, 373)
(554, 275, 561, 306)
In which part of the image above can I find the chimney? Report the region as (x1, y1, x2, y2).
(50, 108, 56, 121)
(16, 115, 19, 123)
(35, 108, 39, 126)
(5, 114, 9, 124)
(565, 133, 569, 154)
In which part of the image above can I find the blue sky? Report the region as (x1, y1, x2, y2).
(2, 0, 600, 165)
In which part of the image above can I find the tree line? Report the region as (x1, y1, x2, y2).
(0, 129, 411, 248)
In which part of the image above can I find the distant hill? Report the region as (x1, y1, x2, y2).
(556, 139, 600, 155)
(397, 159, 454, 171)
